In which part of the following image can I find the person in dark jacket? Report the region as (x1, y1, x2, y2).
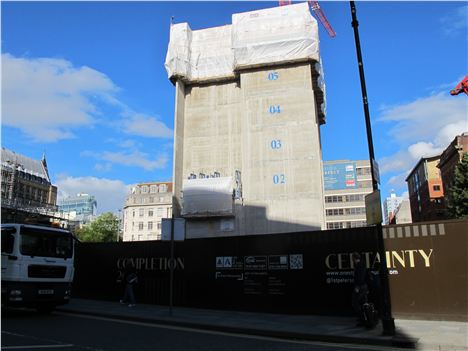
(352, 252, 368, 325)
(368, 261, 382, 317)
(120, 268, 138, 307)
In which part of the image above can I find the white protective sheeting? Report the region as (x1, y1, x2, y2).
(181, 177, 234, 217)
(165, 24, 235, 82)
(232, 2, 319, 69)
(165, 3, 320, 81)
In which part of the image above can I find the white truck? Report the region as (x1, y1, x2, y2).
(1, 223, 75, 313)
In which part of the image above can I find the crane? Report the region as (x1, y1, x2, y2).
(279, 0, 336, 38)
(450, 75, 468, 96)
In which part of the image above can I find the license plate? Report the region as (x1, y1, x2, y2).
(38, 289, 54, 295)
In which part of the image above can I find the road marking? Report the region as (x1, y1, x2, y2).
(55, 311, 407, 351)
(1, 331, 75, 350)
(2, 345, 74, 349)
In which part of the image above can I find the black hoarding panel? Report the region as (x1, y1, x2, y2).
(73, 227, 379, 316)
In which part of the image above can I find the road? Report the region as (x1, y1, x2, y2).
(2, 308, 407, 351)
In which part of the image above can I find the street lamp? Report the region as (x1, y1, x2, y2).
(349, 1, 395, 335)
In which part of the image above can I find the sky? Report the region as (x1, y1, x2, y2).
(2, 1, 467, 214)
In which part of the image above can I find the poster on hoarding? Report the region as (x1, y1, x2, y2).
(323, 162, 357, 190)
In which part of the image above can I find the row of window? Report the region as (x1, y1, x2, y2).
(355, 167, 371, 176)
(130, 233, 162, 241)
(130, 221, 162, 231)
(131, 207, 168, 218)
(132, 184, 169, 195)
(326, 221, 367, 229)
(325, 207, 366, 216)
(130, 196, 168, 205)
(325, 194, 365, 203)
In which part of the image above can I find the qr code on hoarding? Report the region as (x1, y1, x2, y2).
(289, 254, 303, 270)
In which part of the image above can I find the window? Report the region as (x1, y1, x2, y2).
(138, 222, 144, 231)
(345, 207, 366, 215)
(157, 222, 162, 230)
(358, 181, 373, 189)
(327, 222, 343, 229)
(157, 207, 165, 216)
(1, 227, 15, 254)
(159, 184, 167, 193)
(148, 222, 153, 230)
(141, 186, 148, 193)
(326, 209, 344, 216)
(325, 196, 343, 203)
(433, 185, 441, 191)
(356, 167, 371, 176)
(20, 227, 72, 259)
(148, 208, 154, 217)
(345, 194, 363, 202)
(139, 209, 144, 217)
(150, 185, 158, 194)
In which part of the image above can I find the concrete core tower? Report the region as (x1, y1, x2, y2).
(166, 3, 327, 238)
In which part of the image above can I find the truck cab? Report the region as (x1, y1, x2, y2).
(1, 223, 75, 313)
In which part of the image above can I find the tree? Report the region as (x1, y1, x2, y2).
(76, 212, 119, 242)
(447, 152, 468, 219)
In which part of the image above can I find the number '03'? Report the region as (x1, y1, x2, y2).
(273, 174, 285, 184)
(271, 140, 282, 149)
(268, 72, 279, 81)
(269, 105, 281, 114)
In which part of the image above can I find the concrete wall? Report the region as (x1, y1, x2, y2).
(173, 63, 325, 238)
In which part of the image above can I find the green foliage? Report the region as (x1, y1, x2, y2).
(448, 153, 468, 219)
(76, 212, 119, 242)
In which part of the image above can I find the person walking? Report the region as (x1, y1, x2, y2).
(120, 268, 138, 307)
(352, 252, 368, 326)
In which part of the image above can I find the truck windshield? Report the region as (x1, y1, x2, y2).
(20, 227, 73, 259)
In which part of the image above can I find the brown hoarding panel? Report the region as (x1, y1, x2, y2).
(385, 220, 468, 320)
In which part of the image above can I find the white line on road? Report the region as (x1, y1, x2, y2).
(55, 311, 408, 351)
(2, 345, 74, 349)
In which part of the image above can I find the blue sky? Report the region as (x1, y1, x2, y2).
(2, 1, 467, 214)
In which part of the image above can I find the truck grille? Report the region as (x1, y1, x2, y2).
(28, 265, 66, 278)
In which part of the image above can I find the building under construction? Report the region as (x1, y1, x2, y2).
(165, 3, 327, 238)
(1, 147, 58, 223)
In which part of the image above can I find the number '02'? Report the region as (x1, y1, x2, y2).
(273, 174, 286, 184)
(271, 140, 282, 149)
(268, 72, 279, 81)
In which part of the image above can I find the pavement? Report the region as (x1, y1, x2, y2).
(57, 298, 468, 351)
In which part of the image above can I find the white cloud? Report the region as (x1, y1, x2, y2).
(94, 163, 113, 172)
(1, 54, 117, 142)
(82, 150, 168, 171)
(440, 5, 468, 37)
(56, 175, 131, 214)
(123, 113, 173, 139)
(1, 53, 173, 142)
(378, 89, 468, 192)
(379, 93, 467, 145)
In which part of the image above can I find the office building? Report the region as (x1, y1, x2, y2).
(58, 193, 97, 224)
(323, 160, 373, 229)
(383, 191, 403, 225)
(123, 182, 172, 241)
